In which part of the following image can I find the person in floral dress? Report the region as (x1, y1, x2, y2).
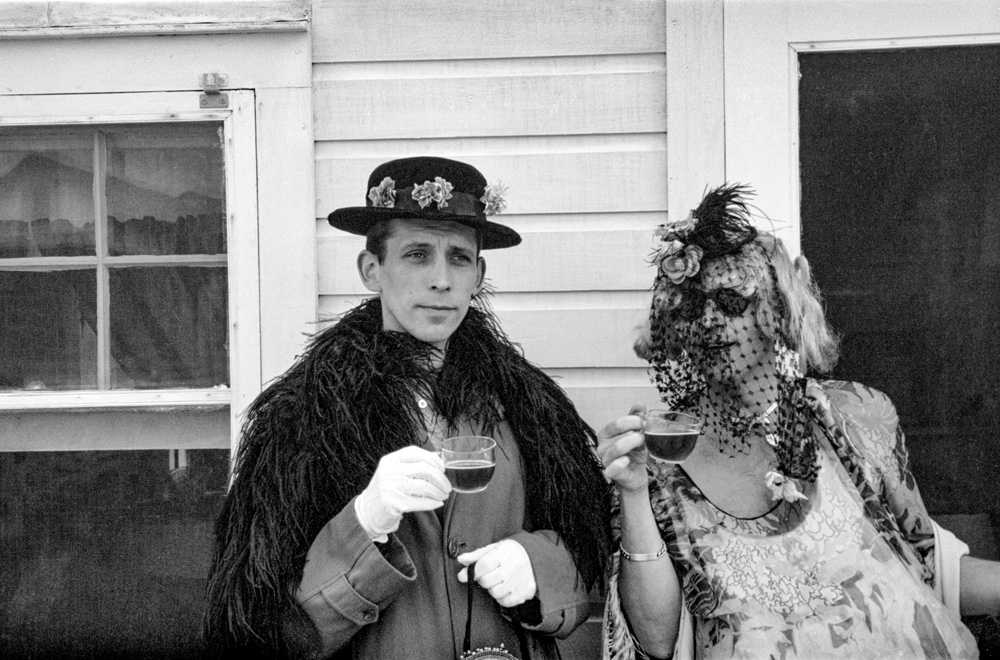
(597, 185, 1000, 659)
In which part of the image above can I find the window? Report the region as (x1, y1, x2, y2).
(0, 91, 260, 655)
(1, 123, 229, 392)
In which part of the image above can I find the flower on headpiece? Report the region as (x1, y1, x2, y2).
(368, 176, 396, 208)
(654, 210, 698, 242)
(765, 470, 808, 503)
(481, 182, 508, 216)
(412, 177, 454, 209)
(659, 241, 704, 284)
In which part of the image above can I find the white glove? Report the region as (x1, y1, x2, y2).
(457, 539, 537, 608)
(354, 446, 452, 542)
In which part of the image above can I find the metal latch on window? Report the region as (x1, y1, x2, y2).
(199, 73, 229, 108)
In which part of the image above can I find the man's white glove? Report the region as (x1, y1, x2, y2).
(354, 446, 452, 542)
(457, 539, 537, 608)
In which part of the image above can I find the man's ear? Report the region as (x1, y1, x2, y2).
(357, 251, 382, 293)
(476, 256, 487, 291)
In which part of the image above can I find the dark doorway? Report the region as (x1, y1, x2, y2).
(799, 42, 1000, 564)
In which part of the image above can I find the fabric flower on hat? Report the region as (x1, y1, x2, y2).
(659, 241, 704, 285)
(368, 177, 396, 208)
(655, 210, 698, 242)
(412, 177, 454, 209)
(765, 470, 808, 503)
(481, 182, 508, 216)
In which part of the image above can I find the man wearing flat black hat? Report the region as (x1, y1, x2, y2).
(204, 157, 613, 659)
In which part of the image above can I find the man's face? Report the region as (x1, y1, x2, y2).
(358, 219, 485, 351)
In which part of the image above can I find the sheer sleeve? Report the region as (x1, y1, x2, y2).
(821, 380, 937, 580)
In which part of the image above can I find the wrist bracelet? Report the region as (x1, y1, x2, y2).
(619, 540, 667, 562)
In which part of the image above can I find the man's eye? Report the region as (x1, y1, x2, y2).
(406, 251, 426, 259)
(451, 253, 472, 263)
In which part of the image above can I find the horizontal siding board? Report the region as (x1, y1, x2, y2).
(563, 384, 659, 434)
(500, 308, 649, 368)
(317, 228, 654, 294)
(312, 0, 665, 62)
(315, 150, 667, 217)
(313, 72, 665, 141)
(48, 0, 309, 27)
(0, 2, 48, 29)
(313, 55, 665, 82)
(1, 32, 310, 95)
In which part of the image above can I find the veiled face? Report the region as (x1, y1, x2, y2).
(674, 259, 774, 390)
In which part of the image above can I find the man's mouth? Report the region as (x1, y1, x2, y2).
(421, 305, 455, 312)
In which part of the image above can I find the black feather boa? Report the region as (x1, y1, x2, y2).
(204, 297, 613, 657)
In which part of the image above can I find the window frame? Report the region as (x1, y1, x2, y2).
(0, 90, 261, 451)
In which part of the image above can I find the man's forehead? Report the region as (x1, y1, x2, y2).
(387, 218, 478, 247)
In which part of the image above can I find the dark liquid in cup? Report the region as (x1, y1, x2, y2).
(445, 459, 496, 493)
(645, 431, 699, 462)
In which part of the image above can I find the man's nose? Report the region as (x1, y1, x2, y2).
(428, 257, 451, 290)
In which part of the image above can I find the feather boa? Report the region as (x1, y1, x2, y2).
(204, 297, 613, 657)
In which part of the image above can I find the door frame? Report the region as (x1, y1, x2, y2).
(720, 0, 1000, 257)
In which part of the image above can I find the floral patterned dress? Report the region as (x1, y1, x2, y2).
(604, 381, 979, 659)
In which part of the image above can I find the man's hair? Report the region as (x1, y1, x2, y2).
(365, 219, 395, 263)
(365, 218, 483, 263)
(636, 231, 839, 373)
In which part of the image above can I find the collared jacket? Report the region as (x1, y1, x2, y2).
(297, 419, 592, 659)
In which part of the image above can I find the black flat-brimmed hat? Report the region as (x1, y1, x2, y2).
(327, 156, 521, 249)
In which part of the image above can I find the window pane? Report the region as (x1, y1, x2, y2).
(0, 270, 97, 391)
(106, 124, 226, 256)
(800, 45, 1000, 519)
(109, 267, 228, 389)
(0, 446, 228, 657)
(0, 133, 95, 258)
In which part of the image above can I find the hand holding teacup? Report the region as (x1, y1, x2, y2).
(355, 446, 452, 542)
(598, 405, 703, 492)
(597, 403, 650, 493)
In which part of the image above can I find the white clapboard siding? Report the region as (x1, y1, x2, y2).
(546, 368, 658, 435)
(310, 0, 668, 452)
(318, 228, 654, 294)
(312, 0, 665, 62)
(315, 139, 667, 218)
(313, 70, 665, 141)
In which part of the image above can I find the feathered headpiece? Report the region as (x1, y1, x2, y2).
(683, 183, 758, 259)
(652, 184, 758, 286)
